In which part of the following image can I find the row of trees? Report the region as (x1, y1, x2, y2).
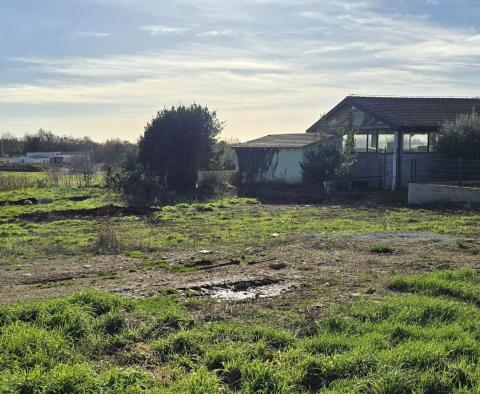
(0, 129, 137, 165)
(1, 127, 237, 170)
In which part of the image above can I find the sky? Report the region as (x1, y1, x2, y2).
(1, 0, 480, 142)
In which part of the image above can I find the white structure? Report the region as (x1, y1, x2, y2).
(233, 134, 335, 184)
(8, 151, 89, 166)
(25, 152, 61, 159)
(8, 155, 51, 165)
(408, 183, 480, 205)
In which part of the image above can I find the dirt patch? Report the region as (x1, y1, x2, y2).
(67, 195, 91, 202)
(19, 204, 156, 222)
(0, 197, 52, 206)
(0, 195, 91, 207)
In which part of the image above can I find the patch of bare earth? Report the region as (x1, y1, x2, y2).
(1, 230, 479, 319)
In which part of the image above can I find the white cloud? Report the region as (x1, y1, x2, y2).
(75, 31, 111, 38)
(196, 30, 236, 38)
(140, 25, 188, 35)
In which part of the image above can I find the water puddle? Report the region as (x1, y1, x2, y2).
(179, 278, 294, 301)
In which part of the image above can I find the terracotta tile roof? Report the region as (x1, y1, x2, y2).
(233, 133, 333, 149)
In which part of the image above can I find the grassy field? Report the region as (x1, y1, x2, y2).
(0, 171, 104, 191)
(2, 183, 480, 392)
(2, 270, 480, 392)
(1, 185, 480, 262)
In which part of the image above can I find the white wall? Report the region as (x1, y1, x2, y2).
(8, 156, 49, 165)
(264, 148, 305, 183)
(408, 183, 480, 205)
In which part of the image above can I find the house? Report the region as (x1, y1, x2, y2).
(8, 151, 90, 166)
(234, 96, 480, 190)
(7, 152, 60, 165)
(233, 133, 336, 184)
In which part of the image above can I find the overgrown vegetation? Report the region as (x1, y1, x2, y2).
(3, 270, 480, 392)
(236, 148, 279, 184)
(0, 171, 104, 191)
(138, 105, 223, 192)
(370, 243, 395, 254)
(2, 186, 480, 260)
(301, 144, 341, 189)
(436, 111, 480, 160)
(300, 131, 357, 191)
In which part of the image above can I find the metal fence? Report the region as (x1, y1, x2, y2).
(409, 158, 480, 187)
(197, 170, 238, 185)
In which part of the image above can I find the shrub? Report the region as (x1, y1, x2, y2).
(369, 243, 395, 254)
(94, 223, 121, 253)
(301, 144, 341, 190)
(138, 105, 223, 192)
(435, 111, 480, 160)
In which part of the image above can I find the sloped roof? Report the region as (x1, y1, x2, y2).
(233, 133, 333, 149)
(308, 95, 480, 132)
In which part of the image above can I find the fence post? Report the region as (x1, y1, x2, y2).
(457, 157, 463, 186)
(457, 157, 463, 187)
(410, 159, 417, 183)
(410, 160, 413, 183)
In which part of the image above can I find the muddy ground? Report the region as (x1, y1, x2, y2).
(2, 228, 479, 322)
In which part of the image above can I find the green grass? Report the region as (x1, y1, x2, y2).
(370, 243, 395, 254)
(3, 270, 480, 392)
(3, 188, 480, 260)
(0, 171, 104, 191)
(2, 184, 480, 260)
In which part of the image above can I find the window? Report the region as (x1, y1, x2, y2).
(343, 132, 394, 153)
(354, 134, 367, 152)
(367, 133, 377, 152)
(351, 110, 366, 127)
(377, 133, 394, 153)
(429, 133, 439, 152)
(403, 133, 428, 153)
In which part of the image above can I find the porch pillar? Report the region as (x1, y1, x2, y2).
(391, 131, 400, 191)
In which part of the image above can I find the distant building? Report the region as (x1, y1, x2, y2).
(232, 134, 335, 184)
(8, 151, 90, 166)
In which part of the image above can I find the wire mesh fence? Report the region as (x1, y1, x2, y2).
(197, 170, 238, 184)
(410, 158, 480, 187)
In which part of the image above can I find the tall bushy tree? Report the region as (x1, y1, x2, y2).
(138, 105, 223, 191)
(336, 130, 357, 179)
(301, 144, 341, 189)
(435, 111, 480, 160)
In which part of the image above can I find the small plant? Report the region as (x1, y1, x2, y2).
(94, 223, 120, 253)
(370, 243, 395, 254)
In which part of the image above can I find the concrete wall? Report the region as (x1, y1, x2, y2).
(408, 183, 480, 205)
